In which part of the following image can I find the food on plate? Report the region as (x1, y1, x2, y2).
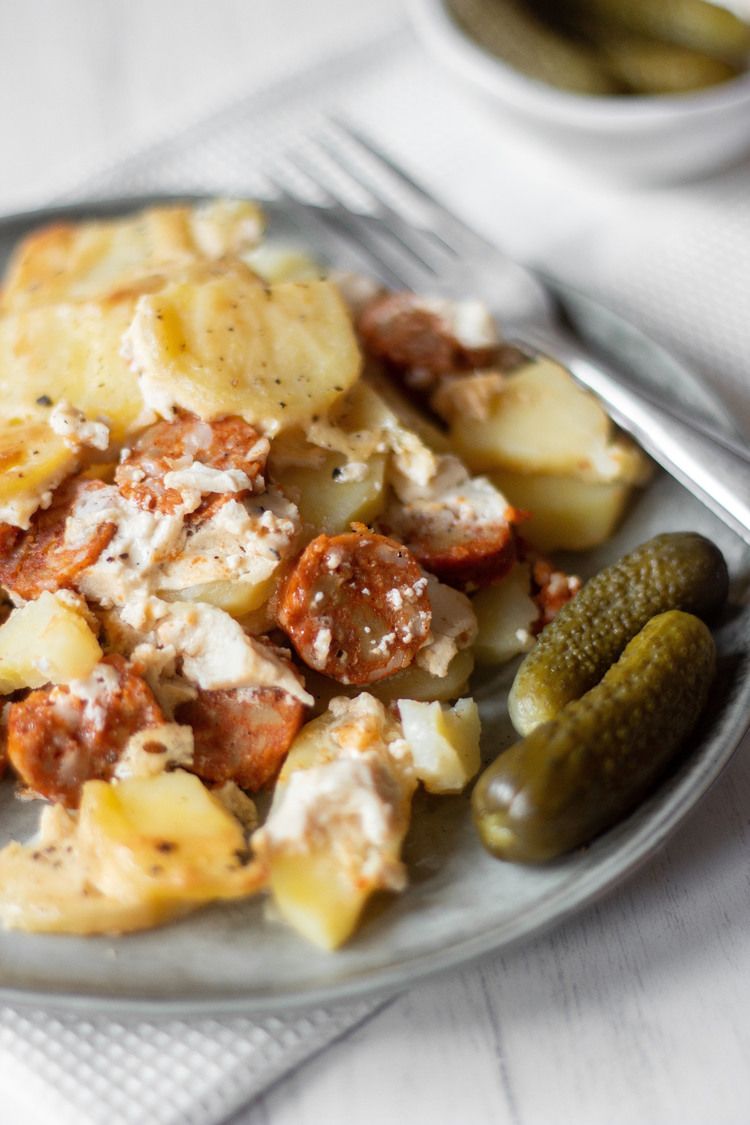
(0, 197, 703, 952)
(7, 654, 165, 807)
(508, 531, 729, 736)
(175, 686, 305, 790)
(253, 693, 419, 949)
(0, 199, 265, 311)
(486, 470, 632, 552)
(473, 610, 716, 862)
(448, 0, 750, 96)
(277, 529, 433, 684)
(0, 590, 102, 693)
(0, 477, 116, 601)
(124, 263, 361, 433)
(0, 770, 265, 934)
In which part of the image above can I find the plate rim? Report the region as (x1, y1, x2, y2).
(0, 193, 747, 1017)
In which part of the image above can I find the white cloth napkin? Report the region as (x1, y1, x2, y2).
(0, 999, 384, 1124)
(1, 21, 748, 1125)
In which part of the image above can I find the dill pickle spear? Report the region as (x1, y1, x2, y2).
(598, 36, 739, 93)
(509, 532, 727, 736)
(447, 0, 620, 94)
(474, 610, 716, 863)
(569, 0, 750, 61)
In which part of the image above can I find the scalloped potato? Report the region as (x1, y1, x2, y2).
(125, 265, 362, 434)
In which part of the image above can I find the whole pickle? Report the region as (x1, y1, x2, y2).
(508, 532, 727, 736)
(474, 610, 716, 863)
(594, 34, 739, 94)
(447, 0, 620, 94)
(568, 0, 750, 61)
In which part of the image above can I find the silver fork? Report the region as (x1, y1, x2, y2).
(270, 123, 750, 547)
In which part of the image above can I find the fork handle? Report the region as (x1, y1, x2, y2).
(523, 327, 750, 547)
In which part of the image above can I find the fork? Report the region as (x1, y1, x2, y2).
(269, 123, 750, 547)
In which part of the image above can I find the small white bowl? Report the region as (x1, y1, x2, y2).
(410, 0, 750, 181)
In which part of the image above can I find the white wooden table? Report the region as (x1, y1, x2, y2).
(1, 4, 749, 1123)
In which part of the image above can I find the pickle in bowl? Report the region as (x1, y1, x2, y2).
(447, 0, 750, 96)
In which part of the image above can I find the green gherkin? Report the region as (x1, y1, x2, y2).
(473, 610, 716, 863)
(595, 34, 739, 94)
(446, 0, 621, 94)
(569, 0, 750, 61)
(509, 532, 727, 737)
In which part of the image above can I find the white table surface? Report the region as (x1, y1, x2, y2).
(1, 4, 750, 1124)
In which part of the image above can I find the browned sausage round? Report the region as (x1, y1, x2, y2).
(7, 654, 165, 807)
(115, 412, 268, 514)
(277, 528, 432, 684)
(176, 685, 305, 791)
(0, 476, 116, 601)
(358, 292, 497, 377)
(380, 504, 518, 589)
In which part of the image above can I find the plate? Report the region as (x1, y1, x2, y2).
(0, 197, 748, 1016)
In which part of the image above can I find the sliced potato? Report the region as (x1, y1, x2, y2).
(364, 368, 452, 454)
(307, 379, 443, 486)
(256, 696, 415, 949)
(1, 199, 264, 309)
(373, 647, 475, 703)
(0, 592, 102, 694)
(304, 648, 475, 714)
(243, 243, 321, 283)
(271, 449, 387, 536)
(472, 563, 538, 666)
(0, 413, 79, 528)
(78, 770, 264, 904)
(125, 266, 361, 434)
(490, 469, 631, 551)
(158, 577, 275, 619)
(266, 850, 370, 951)
(449, 357, 648, 483)
(0, 296, 145, 442)
(0, 830, 182, 935)
(0, 772, 265, 935)
(398, 697, 481, 794)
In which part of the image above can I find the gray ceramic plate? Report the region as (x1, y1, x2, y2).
(0, 198, 747, 1016)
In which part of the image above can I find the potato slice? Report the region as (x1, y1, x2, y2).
(398, 697, 481, 794)
(243, 243, 321, 283)
(373, 647, 475, 703)
(125, 266, 361, 434)
(158, 577, 275, 618)
(364, 368, 451, 454)
(307, 380, 444, 487)
(449, 357, 648, 483)
(472, 563, 538, 666)
(0, 772, 265, 935)
(1, 199, 264, 309)
(265, 850, 371, 951)
(78, 770, 264, 905)
(0, 413, 79, 528)
(304, 648, 475, 713)
(0, 592, 102, 694)
(489, 469, 631, 551)
(271, 449, 387, 536)
(255, 696, 416, 949)
(0, 296, 145, 442)
(0, 825, 182, 935)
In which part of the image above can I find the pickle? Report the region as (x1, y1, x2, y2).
(447, 0, 620, 94)
(568, 0, 750, 62)
(597, 35, 739, 93)
(508, 532, 727, 736)
(474, 610, 716, 863)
